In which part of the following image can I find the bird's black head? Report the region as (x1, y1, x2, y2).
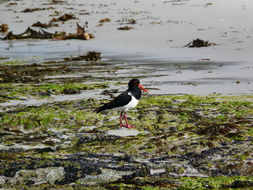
(128, 79, 140, 88)
(128, 79, 148, 92)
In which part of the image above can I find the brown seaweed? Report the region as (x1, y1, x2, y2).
(117, 26, 134, 30)
(0, 24, 8, 33)
(186, 38, 216, 48)
(1, 24, 94, 40)
(21, 7, 54, 13)
(50, 13, 77, 23)
(32, 21, 59, 28)
(1, 27, 54, 40)
(63, 51, 101, 62)
(54, 23, 94, 40)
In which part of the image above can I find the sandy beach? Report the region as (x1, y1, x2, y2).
(1, 0, 253, 95)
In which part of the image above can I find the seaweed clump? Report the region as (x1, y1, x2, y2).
(32, 21, 59, 28)
(63, 51, 101, 62)
(1, 24, 94, 41)
(186, 38, 216, 47)
(0, 24, 8, 33)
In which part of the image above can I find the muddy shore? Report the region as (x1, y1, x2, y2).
(1, 0, 253, 95)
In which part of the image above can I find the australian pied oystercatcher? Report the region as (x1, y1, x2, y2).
(96, 79, 148, 128)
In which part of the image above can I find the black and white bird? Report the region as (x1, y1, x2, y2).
(96, 79, 148, 128)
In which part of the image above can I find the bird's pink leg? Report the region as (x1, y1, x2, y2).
(123, 111, 134, 128)
(119, 112, 124, 128)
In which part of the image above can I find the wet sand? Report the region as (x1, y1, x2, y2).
(1, 0, 253, 95)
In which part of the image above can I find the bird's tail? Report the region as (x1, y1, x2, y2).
(95, 106, 103, 113)
(95, 103, 108, 113)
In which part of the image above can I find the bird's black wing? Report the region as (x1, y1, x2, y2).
(96, 90, 131, 113)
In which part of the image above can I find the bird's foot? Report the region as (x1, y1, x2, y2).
(123, 124, 134, 129)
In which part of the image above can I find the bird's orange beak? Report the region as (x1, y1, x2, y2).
(138, 84, 148, 92)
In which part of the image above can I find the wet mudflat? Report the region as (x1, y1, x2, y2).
(0, 0, 253, 189)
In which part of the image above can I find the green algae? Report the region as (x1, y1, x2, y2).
(135, 95, 253, 136)
(1, 94, 252, 142)
(0, 82, 108, 102)
(0, 94, 253, 189)
(0, 99, 101, 129)
(0, 60, 26, 65)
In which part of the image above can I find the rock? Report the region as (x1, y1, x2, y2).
(2, 167, 65, 186)
(78, 126, 97, 133)
(0, 176, 6, 185)
(47, 167, 65, 185)
(78, 169, 132, 184)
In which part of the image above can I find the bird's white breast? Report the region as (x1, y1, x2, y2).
(124, 94, 139, 111)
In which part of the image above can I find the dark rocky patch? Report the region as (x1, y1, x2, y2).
(56, 158, 102, 185)
(62, 88, 81, 94)
(223, 180, 253, 188)
(0, 158, 60, 177)
(120, 165, 150, 181)
(76, 134, 120, 145)
(34, 147, 55, 153)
